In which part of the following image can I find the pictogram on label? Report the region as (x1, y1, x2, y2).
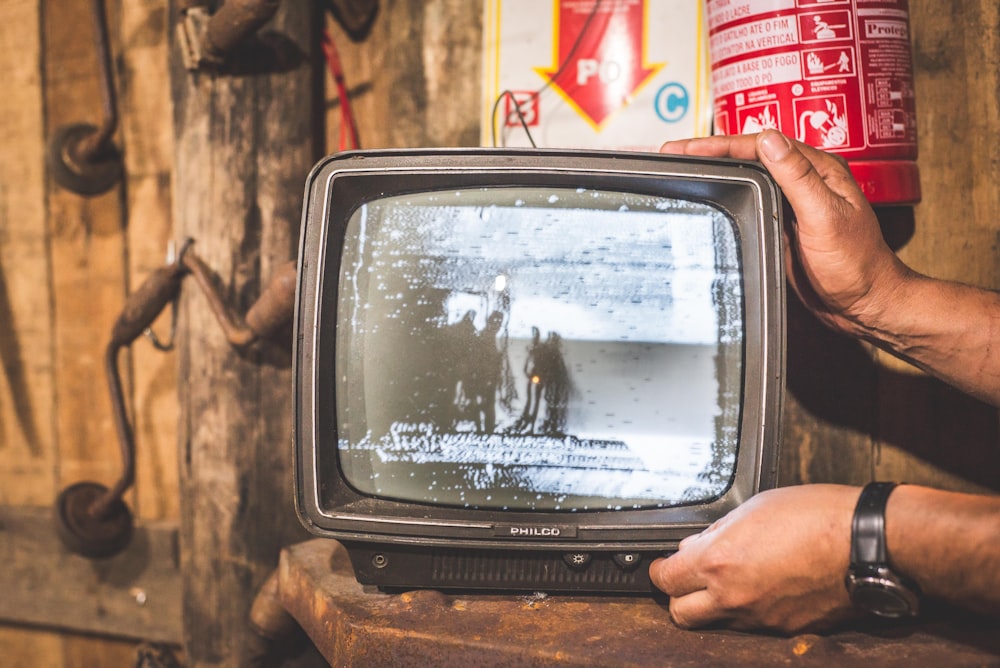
(706, 0, 921, 204)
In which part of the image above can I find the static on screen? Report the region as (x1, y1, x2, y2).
(334, 187, 744, 511)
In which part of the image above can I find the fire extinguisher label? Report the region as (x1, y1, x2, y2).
(706, 0, 917, 161)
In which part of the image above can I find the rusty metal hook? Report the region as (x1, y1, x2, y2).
(143, 241, 188, 351)
(178, 0, 281, 71)
(55, 239, 298, 558)
(181, 250, 297, 348)
(46, 0, 123, 197)
(55, 244, 189, 558)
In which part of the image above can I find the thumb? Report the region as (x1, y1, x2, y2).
(754, 130, 896, 326)
(755, 129, 879, 252)
(755, 130, 854, 215)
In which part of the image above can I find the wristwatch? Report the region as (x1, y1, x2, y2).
(844, 482, 920, 618)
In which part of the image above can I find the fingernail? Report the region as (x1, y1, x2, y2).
(758, 130, 792, 162)
(658, 139, 684, 154)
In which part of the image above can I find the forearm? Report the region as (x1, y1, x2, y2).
(857, 271, 1000, 406)
(886, 485, 1000, 615)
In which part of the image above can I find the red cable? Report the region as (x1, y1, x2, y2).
(322, 28, 360, 151)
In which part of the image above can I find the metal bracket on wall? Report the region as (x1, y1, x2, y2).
(177, 0, 378, 74)
(177, 0, 281, 71)
(55, 239, 297, 559)
(46, 0, 123, 197)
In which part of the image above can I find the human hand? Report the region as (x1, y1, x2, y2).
(660, 131, 911, 339)
(648, 484, 861, 634)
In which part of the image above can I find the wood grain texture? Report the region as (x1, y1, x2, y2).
(324, 0, 483, 150)
(0, 0, 56, 506)
(0, 0, 182, 662)
(120, 0, 181, 523)
(43, 0, 128, 492)
(170, 2, 317, 663)
(0, 505, 182, 643)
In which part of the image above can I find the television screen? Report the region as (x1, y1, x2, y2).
(337, 187, 743, 511)
(295, 149, 783, 592)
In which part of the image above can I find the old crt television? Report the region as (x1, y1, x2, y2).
(294, 148, 784, 593)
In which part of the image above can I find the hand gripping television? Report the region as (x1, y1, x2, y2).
(293, 148, 785, 593)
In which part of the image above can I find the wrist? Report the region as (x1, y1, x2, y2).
(845, 482, 921, 618)
(847, 258, 919, 346)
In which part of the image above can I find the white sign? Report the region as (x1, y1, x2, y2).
(481, 0, 713, 151)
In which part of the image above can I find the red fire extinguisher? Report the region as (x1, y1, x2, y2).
(706, 0, 920, 205)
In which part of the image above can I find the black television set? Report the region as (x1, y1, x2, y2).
(293, 148, 785, 593)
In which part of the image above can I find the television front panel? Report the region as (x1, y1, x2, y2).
(294, 149, 784, 592)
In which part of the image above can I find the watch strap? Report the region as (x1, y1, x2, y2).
(850, 481, 897, 566)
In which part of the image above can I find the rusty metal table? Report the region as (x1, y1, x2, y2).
(278, 539, 999, 667)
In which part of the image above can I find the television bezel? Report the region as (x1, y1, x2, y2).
(294, 147, 784, 555)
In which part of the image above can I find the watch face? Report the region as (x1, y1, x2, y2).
(850, 578, 918, 618)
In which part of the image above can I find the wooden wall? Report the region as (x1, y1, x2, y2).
(0, 0, 996, 664)
(1, 0, 178, 663)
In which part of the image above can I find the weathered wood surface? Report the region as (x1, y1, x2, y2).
(324, 0, 483, 150)
(281, 539, 1000, 667)
(44, 0, 129, 497)
(170, 2, 317, 664)
(120, 0, 182, 523)
(0, 0, 180, 662)
(0, 505, 182, 643)
(0, 0, 55, 507)
(0, 627, 139, 668)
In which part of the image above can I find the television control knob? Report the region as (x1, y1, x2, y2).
(563, 552, 591, 570)
(613, 552, 642, 571)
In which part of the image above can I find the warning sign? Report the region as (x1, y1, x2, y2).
(481, 0, 712, 151)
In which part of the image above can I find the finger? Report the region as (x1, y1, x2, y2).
(661, 132, 866, 212)
(648, 548, 705, 598)
(667, 589, 730, 630)
(677, 531, 701, 550)
(659, 134, 760, 161)
(755, 130, 866, 217)
(783, 138, 868, 204)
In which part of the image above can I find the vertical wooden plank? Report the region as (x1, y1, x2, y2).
(962, 2, 1000, 268)
(61, 634, 145, 668)
(369, 2, 427, 147)
(41, 0, 146, 661)
(0, 627, 64, 668)
(0, 0, 57, 506)
(870, 0, 1000, 493)
(417, 0, 483, 147)
(119, 0, 180, 522)
(170, 3, 318, 663)
(322, 11, 369, 151)
(904, 0, 1000, 288)
(43, 0, 129, 495)
(325, 0, 482, 151)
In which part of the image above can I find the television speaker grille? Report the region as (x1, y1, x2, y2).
(430, 550, 646, 589)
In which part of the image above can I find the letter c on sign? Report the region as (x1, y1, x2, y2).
(655, 83, 690, 123)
